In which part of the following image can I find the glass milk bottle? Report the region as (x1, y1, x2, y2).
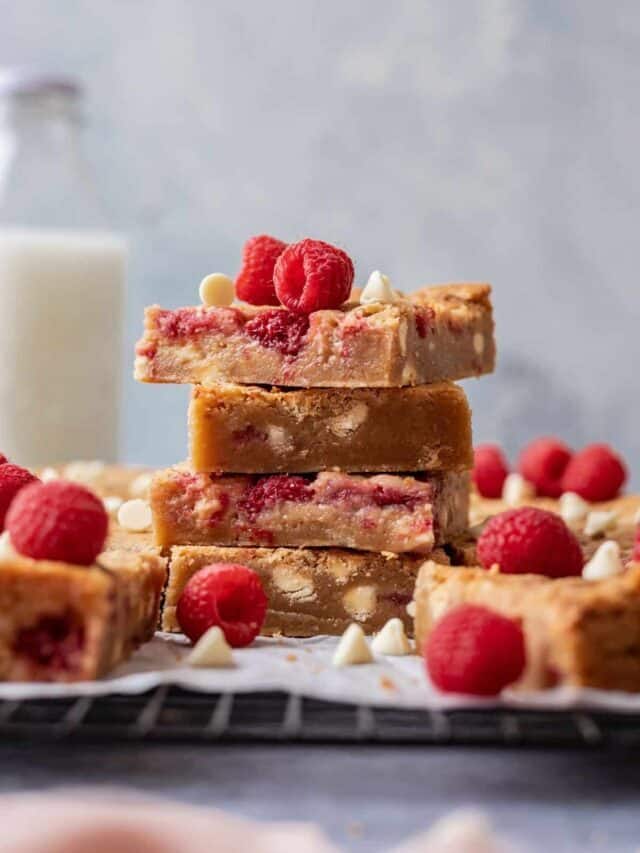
(0, 70, 125, 466)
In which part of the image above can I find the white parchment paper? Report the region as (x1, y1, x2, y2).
(1, 632, 640, 712)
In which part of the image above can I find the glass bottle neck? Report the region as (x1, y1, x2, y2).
(1, 91, 80, 150)
(0, 89, 108, 231)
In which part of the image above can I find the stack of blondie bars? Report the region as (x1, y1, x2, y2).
(135, 278, 495, 637)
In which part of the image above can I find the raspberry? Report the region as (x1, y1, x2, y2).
(425, 604, 526, 695)
(7, 481, 108, 565)
(176, 563, 268, 647)
(561, 443, 627, 502)
(472, 444, 509, 498)
(13, 612, 84, 672)
(0, 453, 8, 465)
(414, 307, 435, 338)
(157, 306, 244, 339)
(245, 309, 310, 356)
(239, 475, 312, 520)
(273, 238, 354, 313)
(370, 486, 418, 508)
(235, 234, 287, 306)
(0, 464, 39, 530)
(517, 437, 572, 498)
(477, 507, 583, 578)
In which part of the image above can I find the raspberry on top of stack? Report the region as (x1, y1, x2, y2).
(135, 236, 495, 388)
(136, 234, 496, 653)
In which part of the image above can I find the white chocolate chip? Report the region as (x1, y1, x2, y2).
(329, 402, 369, 437)
(130, 471, 154, 499)
(559, 491, 590, 524)
(325, 557, 354, 583)
(473, 332, 485, 355)
(406, 600, 417, 618)
(332, 624, 374, 667)
(186, 626, 234, 668)
(266, 425, 292, 452)
(272, 566, 316, 602)
(40, 467, 58, 483)
(343, 585, 378, 620)
(117, 499, 152, 532)
(0, 531, 15, 561)
(360, 270, 396, 304)
(199, 272, 235, 307)
(583, 541, 625, 580)
(502, 473, 535, 506)
(371, 618, 412, 656)
(583, 510, 618, 538)
(63, 460, 105, 486)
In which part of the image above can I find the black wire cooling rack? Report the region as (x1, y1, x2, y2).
(0, 688, 639, 746)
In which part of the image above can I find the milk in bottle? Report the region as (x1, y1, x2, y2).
(0, 71, 125, 466)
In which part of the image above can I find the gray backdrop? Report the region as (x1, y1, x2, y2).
(2, 0, 638, 480)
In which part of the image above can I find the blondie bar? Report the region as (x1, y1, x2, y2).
(135, 284, 495, 388)
(0, 550, 166, 682)
(151, 468, 470, 554)
(188, 381, 472, 474)
(163, 545, 449, 636)
(414, 560, 640, 691)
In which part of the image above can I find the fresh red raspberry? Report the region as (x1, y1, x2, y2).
(425, 604, 526, 696)
(6, 481, 108, 565)
(239, 474, 312, 520)
(244, 308, 310, 355)
(472, 444, 509, 498)
(561, 443, 627, 502)
(176, 563, 268, 647)
(273, 238, 354, 313)
(0, 453, 8, 465)
(517, 437, 572, 498)
(0, 464, 39, 530)
(235, 234, 287, 306)
(477, 507, 583, 577)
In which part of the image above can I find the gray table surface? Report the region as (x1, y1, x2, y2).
(1, 742, 638, 851)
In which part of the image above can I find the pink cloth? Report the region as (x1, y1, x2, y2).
(0, 791, 508, 852)
(0, 791, 338, 853)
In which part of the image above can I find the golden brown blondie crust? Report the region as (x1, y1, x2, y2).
(0, 550, 166, 682)
(188, 381, 473, 474)
(135, 284, 495, 388)
(163, 545, 449, 637)
(414, 560, 640, 691)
